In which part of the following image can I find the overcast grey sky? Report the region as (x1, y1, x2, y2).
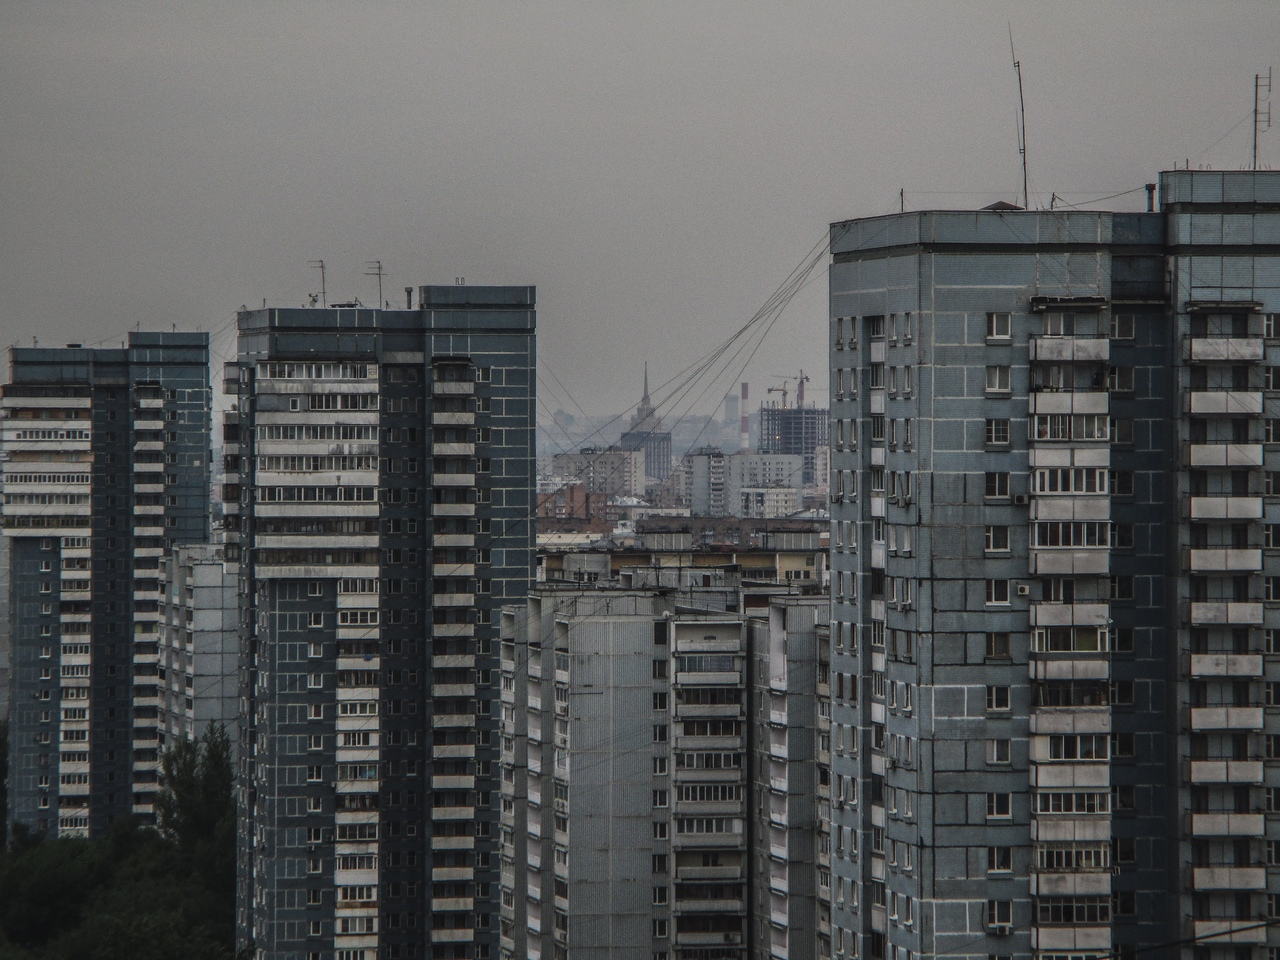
(2, 2, 1276, 424)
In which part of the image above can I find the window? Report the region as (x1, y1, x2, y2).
(985, 525, 1010, 553)
(987, 312, 1012, 340)
(1267, 313, 1280, 339)
(987, 846, 1013, 873)
(986, 580, 1010, 605)
(1111, 313, 1135, 339)
(1110, 576, 1135, 601)
(986, 365, 1012, 394)
(986, 632, 1011, 660)
(985, 472, 1010, 499)
(986, 793, 1012, 819)
(987, 899, 1013, 927)
(986, 419, 1011, 446)
(987, 739, 1012, 764)
(1107, 366, 1134, 393)
(986, 685, 1011, 711)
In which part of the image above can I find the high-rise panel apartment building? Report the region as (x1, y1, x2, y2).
(229, 287, 535, 960)
(828, 171, 1280, 960)
(500, 579, 830, 960)
(2, 333, 211, 837)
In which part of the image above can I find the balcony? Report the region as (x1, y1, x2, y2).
(1029, 602, 1110, 627)
(1189, 601, 1263, 625)
(1186, 337, 1265, 362)
(1190, 813, 1265, 836)
(1189, 654, 1263, 677)
(1193, 866, 1266, 890)
(1189, 443, 1263, 467)
(1188, 391, 1263, 416)
(1028, 391, 1109, 416)
(1188, 548, 1262, 572)
(1189, 707, 1263, 731)
(1192, 920, 1266, 945)
(1189, 760, 1264, 784)
(1029, 548, 1110, 576)
(1031, 925, 1112, 952)
(1029, 337, 1110, 363)
(1190, 496, 1263, 520)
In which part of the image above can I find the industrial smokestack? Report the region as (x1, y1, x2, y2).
(740, 382, 750, 452)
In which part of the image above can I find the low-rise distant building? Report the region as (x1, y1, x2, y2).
(536, 480, 607, 522)
(552, 445, 646, 499)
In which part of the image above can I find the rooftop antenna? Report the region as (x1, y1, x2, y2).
(365, 260, 385, 306)
(1009, 24, 1029, 209)
(309, 259, 327, 308)
(1255, 68, 1272, 171)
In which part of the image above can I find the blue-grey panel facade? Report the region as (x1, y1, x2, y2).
(3, 332, 211, 838)
(232, 288, 535, 960)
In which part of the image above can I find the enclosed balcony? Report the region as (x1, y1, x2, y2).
(1192, 866, 1266, 890)
(1188, 654, 1263, 677)
(1188, 391, 1263, 416)
(1189, 812, 1265, 836)
(1189, 707, 1263, 731)
(1185, 337, 1264, 362)
(1187, 548, 1262, 572)
(1188, 443, 1263, 467)
(1188, 601, 1263, 625)
(1189, 497, 1263, 520)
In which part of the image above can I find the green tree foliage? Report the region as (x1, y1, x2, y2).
(0, 724, 235, 960)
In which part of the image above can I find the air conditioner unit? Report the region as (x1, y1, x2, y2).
(1016, 584, 1031, 597)
(1013, 494, 1030, 506)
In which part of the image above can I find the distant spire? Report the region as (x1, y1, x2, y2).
(630, 363, 658, 431)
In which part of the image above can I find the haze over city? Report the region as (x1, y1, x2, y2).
(3, 1, 1276, 419)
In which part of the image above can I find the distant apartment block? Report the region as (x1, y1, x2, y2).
(683, 449, 804, 518)
(2, 333, 211, 837)
(552, 446, 646, 499)
(157, 542, 237, 751)
(228, 288, 535, 960)
(828, 170, 1280, 960)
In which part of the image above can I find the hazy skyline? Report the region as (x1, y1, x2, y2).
(3, 2, 1276, 429)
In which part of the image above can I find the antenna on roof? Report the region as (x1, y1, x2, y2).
(1009, 24, 1029, 209)
(365, 260, 385, 307)
(309, 260, 327, 308)
(1255, 68, 1273, 171)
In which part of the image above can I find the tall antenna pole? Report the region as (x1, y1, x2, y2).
(365, 260, 385, 306)
(1010, 25, 1029, 209)
(1255, 68, 1272, 171)
(309, 260, 327, 308)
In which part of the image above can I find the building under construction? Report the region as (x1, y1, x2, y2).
(758, 402, 828, 485)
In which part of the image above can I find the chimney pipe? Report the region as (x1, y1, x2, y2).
(1145, 183, 1156, 212)
(405, 287, 414, 310)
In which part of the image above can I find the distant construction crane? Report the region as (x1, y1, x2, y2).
(767, 371, 811, 409)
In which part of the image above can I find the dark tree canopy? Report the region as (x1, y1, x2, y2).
(0, 723, 235, 960)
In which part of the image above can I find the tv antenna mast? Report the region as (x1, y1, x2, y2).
(309, 260, 327, 308)
(1009, 25, 1029, 209)
(1255, 68, 1273, 171)
(365, 260, 386, 306)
